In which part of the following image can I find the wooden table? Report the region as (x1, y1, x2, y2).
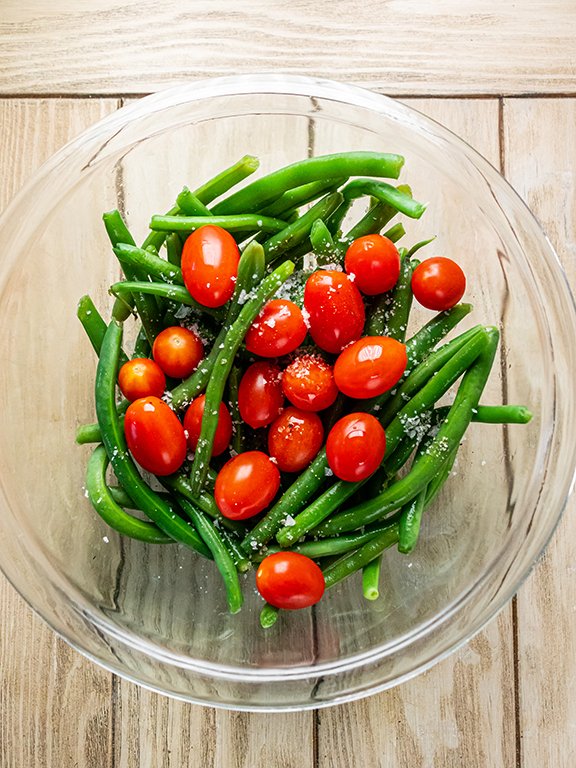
(1, 3, 575, 766)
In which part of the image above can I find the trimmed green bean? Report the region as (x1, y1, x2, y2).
(109, 280, 223, 319)
(362, 556, 382, 600)
(381, 222, 406, 243)
(212, 152, 405, 215)
(259, 178, 346, 218)
(165, 232, 183, 267)
(317, 327, 499, 536)
(472, 404, 533, 424)
(310, 219, 337, 264)
(102, 209, 138, 321)
(341, 179, 426, 220)
(263, 192, 343, 265)
(77, 295, 108, 356)
(323, 523, 401, 589)
(86, 446, 175, 544)
(228, 364, 243, 454)
(176, 187, 212, 216)
(95, 320, 210, 556)
(398, 486, 427, 554)
(179, 498, 243, 614)
(149, 214, 289, 235)
(161, 473, 244, 534)
(365, 252, 414, 338)
(190, 260, 295, 493)
(113, 244, 184, 284)
(219, 528, 251, 573)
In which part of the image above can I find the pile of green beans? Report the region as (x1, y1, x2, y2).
(76, 151, 531, 626)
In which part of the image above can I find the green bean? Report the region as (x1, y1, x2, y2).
(228, 240, 266, 321)
(176, 187, 212, 216)
(398, 486, 427, 554)
(263, 192, 343, 265)
(362, 556, 382, 600)
(109, 280, 223, 319)
(95, 320, 210, 556)
(77, 295, 130, 368)
(240, 449, 329, 554)
(317, 327, 499, 536)
(212, 152, 405, 215)
(471, 404, 533, 424)
(190, 260, 295, 493)
(86, 446, 176, 544)
(132, 327, 151, 359)
(178, 498, 243, 614)
(259, 178, 346, 218)
(170, 326, 227, 409)
(149, 214, 289, 235)
(102, 209, 138, 321)
(113, 244, 184, 284)
(323, 523, 401, 589)
(365, 252, 414, 338)
(141, 156, 261, 252)
(161, 473, 244, 534)
(341, 179, 427, 220)
(260, 603, 280, 629)
(407, 236, 436, 258)
(165, 232, 183, 267)
(310, 219, 337, 264)
(381, 222, 406, 243)
(405, 303, 473, 368)
(228, 364, 243, 454)
(219, 528, 251, 573)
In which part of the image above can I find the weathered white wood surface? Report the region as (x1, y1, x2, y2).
(0, 1, 575, 96)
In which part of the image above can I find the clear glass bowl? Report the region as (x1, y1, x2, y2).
(0, 75, 574, 711)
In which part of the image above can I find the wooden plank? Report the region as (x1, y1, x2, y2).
(0, 1, 575, 96)
(0, 99, 117, 768)
(317, 98, 517, 768)
(503, 97, 576, 768)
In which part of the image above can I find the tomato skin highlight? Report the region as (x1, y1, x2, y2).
(118, 358, 166, 402)
(344, 234, 401, 295)
(303, 270, 365, 354)
(326, 413, 386, 482)
(181, 225, 240, 308)
(245, 299, 307, 358)
(334, 336, 407, 399)
(238, 361, 284, 428)
(124, 396, 187, 476)
(267, 407, 324, 473)
(215, 451, 281, 520)
(256, 552, 325, 610)
(411, 257, 466, 311)
(152, 326, 204, 379)
(281, 354, 338, 412)
(183, 395, 233, 457)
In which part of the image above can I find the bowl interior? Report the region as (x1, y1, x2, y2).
(0, 78, 573, 709)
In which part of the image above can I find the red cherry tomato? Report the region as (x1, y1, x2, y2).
(334, 336, 407, 399)
(245, 299, 307, 357)
(281, 354, 338, 412)
(181, 225, 240, 308)
(118, 358, 166, 402)
(411, 257, 466, 311)
(124, 396, 187, 476)
(303, 270, 365, 354)
(326, 413, 386, 482)
(267, 406, 324, 473)
(344, 234, 401, 295)
(152, 326, 204, 379)
(238, 361, 284, 428)
(256, 552, 325, 610)
(183, 395, 233, 457)
(215, 451, 281, 520)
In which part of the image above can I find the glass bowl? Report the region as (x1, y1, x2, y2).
(0, 75, 574, 711)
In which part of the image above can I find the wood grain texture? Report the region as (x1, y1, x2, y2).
(503, 98, 576, 768)
(316, 98, 517, 768)
(0, 99, 117, 768)
(1, 1, 575, 96)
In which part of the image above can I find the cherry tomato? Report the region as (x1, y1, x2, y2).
(256, 552, 325, 610)
(245, 299, 307, 358)
(215, 451, 281, 520)
(124, 396, 187, 476)
(183, 395, 233, 457)
(281, 354, 338, 412)
(326, 413, 386, 482)
(411, 257, 466, 311)
(344, 234, 401, 295)
(181, 225, 240, 308)
(238, 361, 284, 428)
(303, 270, 365, 354)
(118, 358, 166, 402)
(152, 326, 204, 379)
(334, 336, 407, 399)
(267, 407, 324, 473)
